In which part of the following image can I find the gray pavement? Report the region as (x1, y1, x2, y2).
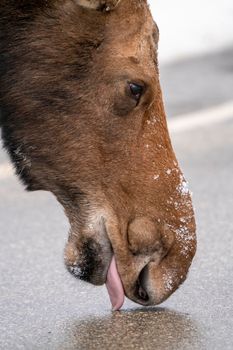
(160, 46, 233, 117)
(149, 0, 233, 63)
(1, 50, 233, 349)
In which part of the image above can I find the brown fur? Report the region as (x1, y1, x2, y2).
(0, 0, 196, 306)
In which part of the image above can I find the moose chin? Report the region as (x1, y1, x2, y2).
(0, 0, 196, 310)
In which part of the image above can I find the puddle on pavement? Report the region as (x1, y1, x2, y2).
(59, 308, 203, 350)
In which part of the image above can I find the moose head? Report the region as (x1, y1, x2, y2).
(0, 0, 196, 310)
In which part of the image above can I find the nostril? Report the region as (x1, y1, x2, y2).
(138, 285, 149, 301)
(135, 265, 149, 302)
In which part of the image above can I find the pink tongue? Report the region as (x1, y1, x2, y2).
(106, 256, 125, 311)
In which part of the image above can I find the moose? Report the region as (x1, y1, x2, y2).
(0, 0, 196, 310)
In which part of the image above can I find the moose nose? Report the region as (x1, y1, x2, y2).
(128, 217, 162, 255)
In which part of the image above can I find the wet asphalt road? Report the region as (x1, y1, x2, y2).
(1, 49, 233, 349)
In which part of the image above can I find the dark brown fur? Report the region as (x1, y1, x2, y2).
(0, 0, 196, 306)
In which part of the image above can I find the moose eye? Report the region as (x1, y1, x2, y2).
(129, 82, 144, 103)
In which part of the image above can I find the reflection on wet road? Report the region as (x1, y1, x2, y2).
(63, 308, 200, 350)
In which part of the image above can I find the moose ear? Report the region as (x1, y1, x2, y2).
(76, 0, 121, 11)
